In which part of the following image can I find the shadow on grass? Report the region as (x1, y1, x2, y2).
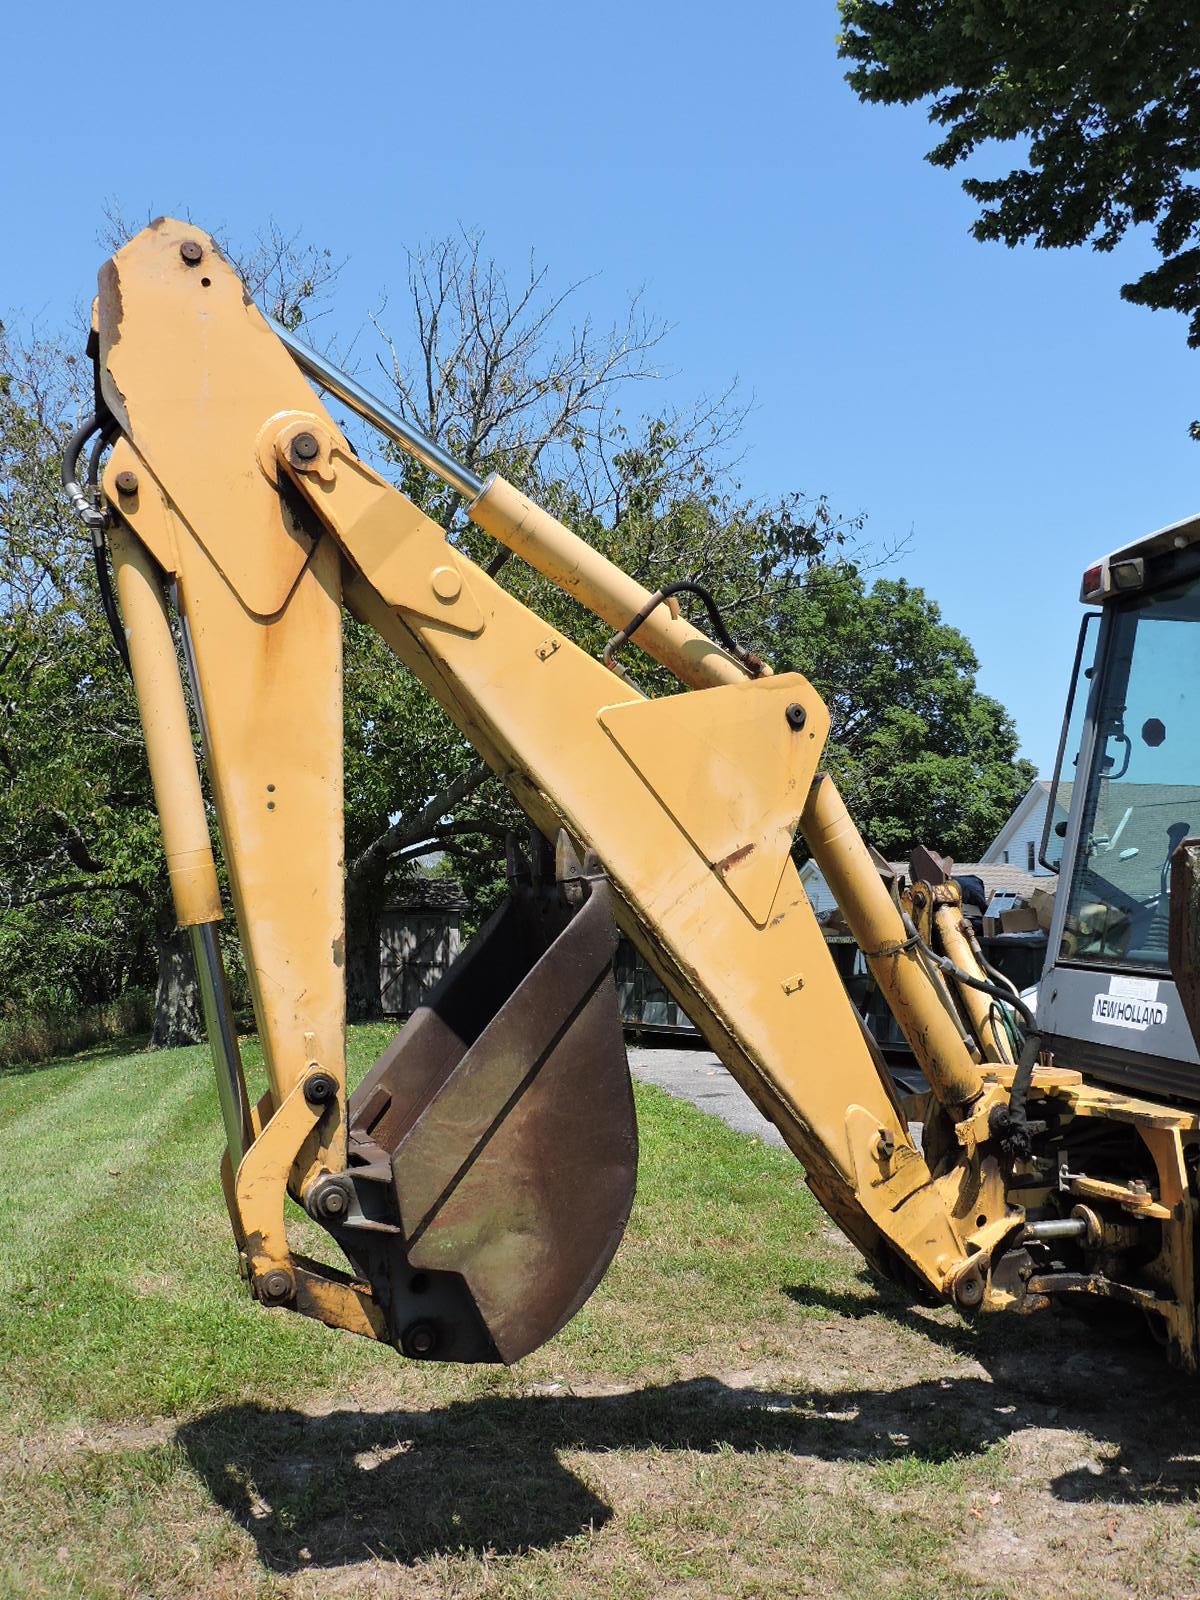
(178, 1344, 1200, 1573)
(0, 1032, 153, 1079)
(783, 1278, 978, 1355)
(784, 1274, 1163, 1379)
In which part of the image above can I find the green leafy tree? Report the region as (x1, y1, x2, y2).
(0, 326, 174, 1032)
(838, 2, 1200, 376)
(775, 564, 1035, 860)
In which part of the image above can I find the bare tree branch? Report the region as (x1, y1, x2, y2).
(347, 762, 492, 885)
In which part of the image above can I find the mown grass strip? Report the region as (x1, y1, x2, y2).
(0, 1027, 1024, 1600)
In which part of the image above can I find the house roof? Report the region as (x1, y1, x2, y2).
(802, 855, 1049, 904)
(953, 863, 1048, 901)
(898, 860, 1049, 901)
(383, 878, 469, 914)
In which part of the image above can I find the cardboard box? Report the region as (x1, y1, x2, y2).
(1029, 884, 1056, 932)
(999, 906, 1040, 934)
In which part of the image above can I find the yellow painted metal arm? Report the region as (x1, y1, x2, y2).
(93, 219, 1022, 1342)
(107, 523, 221, 930)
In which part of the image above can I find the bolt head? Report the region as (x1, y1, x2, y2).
(180, 240, 204, 266)
(303, 1071, 339, 1107)
(260, 1269, 293, 1302)
(785, 702, 807, 731)
(315, 1181, 350, 1220)
(290, 431, 320, 464)
(114, 470, 139, 497)
(403, 1320, 439, 1358)
(954, 1271, 985, 1310)
(431, 564, 463, 603)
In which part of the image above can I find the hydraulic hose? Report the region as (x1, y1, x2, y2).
(85, 422, 113, 490)
(60, 412, 132, 674)
(964, 920, 1023, 1003)
(603, 580, 765, 679)
(902, 910, 1035, 1029)
(60, 412, 102, 523)
(906, 914, 1042, 1156)
(88, 525, 132, 675)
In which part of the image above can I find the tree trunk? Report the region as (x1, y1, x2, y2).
(152, 923, 204, 1047)
(345, 863, 387, 1022)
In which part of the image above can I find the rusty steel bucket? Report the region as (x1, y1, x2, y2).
(323, 840, 637, 1363)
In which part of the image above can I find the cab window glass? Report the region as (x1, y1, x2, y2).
(1041, 613, 1099, 871)
(1062, 574, 1200, 970)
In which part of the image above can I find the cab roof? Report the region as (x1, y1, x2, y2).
(1082, 513, 1200, 602)
(1094, 512, 1200, 571)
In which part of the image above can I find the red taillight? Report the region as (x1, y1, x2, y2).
(1082, 563, 1103, 596)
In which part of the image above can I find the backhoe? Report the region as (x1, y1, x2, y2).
(62, 219, 1200, 1370)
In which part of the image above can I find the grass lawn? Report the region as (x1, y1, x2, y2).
(1, 1027, 1199, 1598)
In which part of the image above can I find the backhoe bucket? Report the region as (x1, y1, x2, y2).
(334, 852, 637, 1363)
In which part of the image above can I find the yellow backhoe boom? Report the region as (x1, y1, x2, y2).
(70, 220, 1200, 1370)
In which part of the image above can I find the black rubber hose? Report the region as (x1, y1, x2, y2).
(85, 420, 116, 489)
(909, 924, 1042, 1157)
(902, 911, 1037, 1032)
(90, 528, 131, 674)
(963, 920, 1024, 1003)
(603, 579, 763, 680)
(86, 423, 132, 674)
(999, 1036, 1043, 1159)
(60, 412, 101, 499)
(960, 922, 1041, 1153)
(61, 413, 132, 674)
(650, 581, 742, 654)
(918, 941, 1039, 1039)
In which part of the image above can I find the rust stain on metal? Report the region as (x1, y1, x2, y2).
(715, 842, 755, 876)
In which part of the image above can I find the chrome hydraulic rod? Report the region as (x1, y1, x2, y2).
(268, 318, 484, 501)
(189, 923, 254, 1161)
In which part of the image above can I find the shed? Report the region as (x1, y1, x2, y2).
(379, 879, 468, 1015)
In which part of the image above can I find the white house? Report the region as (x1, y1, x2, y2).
(980, 779, 1061, 876)
(798, 857, 903, 917)
(798, 777, 1061, 917)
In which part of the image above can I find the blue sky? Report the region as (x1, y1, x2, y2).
(3, 0, 1196, 771)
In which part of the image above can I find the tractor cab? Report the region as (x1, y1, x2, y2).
(1039, 514, 1200, 1100)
